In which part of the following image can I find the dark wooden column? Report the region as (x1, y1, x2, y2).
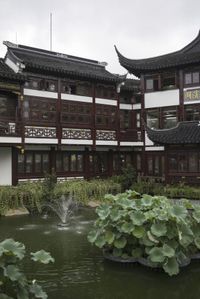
(57, 79, 62, 144)
(179, 70, 184, 121)
(84, 147, 90, 179)
(92, 83, 96, 150)
(12, 147, 18, 185)
(116, 86, 120, 148)
(140, 75, 146, 176)
(50, 146, 56, 173)
(108, 149, 113, 177)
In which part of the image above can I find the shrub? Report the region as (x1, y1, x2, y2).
(0, 238, 54, 298)
(112, 166, 137, 191)
(0, 178, 121, 215)
(88, 190, 200, 276)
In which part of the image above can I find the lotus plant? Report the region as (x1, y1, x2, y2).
(88, 190, 200, 276)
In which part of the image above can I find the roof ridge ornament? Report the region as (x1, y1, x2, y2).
(3, 41, 18, 48)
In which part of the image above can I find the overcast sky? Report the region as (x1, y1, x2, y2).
(0, 0, 200, 75)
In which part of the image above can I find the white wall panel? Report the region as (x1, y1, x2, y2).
(0, 147, 12, 185)
(144, 89, 179, 108)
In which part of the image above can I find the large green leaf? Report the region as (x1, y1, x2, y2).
(0, 239, 25, 260)
(149, 247, 165, 263)
(179, 234, 193, 248)
(114, 237, 127, 249)
(151, 222, 167, 237)
(176, 251, 188, 265)
(192, 207, 200, 223)
(3, 265, 22, 281)
(147, 231, 159, 244)
(140, 235, 154, 247)
(194, 236, 200, 249)
(96, 204, 110, 220)
(126, 190, 140, 199)
(141, 195, 153, 207)
(129, 211, 146, 226)
(95, 235, 106, 248)
(0, 294, 14, 299)
(132, 226, 145, 238)
(131, 248, 143, 258)
(170, 205, 187, 221)
(163, 257, 179, 276)
(30, 282, 47, 299)
(162, 244, 175, 258)
(121, 222, 135, 234)
(105, 231, 115, 244)
(31, 250, 54, 264)
(110, 208, 124, 222)
(87, 230, 99, 244)
(117, 198, 135, 209)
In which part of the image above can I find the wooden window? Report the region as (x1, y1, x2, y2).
(147, 109, 159, 129)
(136, 154, 141, 171)
(0, 94, 16, 120)
(168, 151, 200, 174)
(17, 152, 50, 176)
(184, 72, 200, 86)
(120, 110, 131, 129)
(185, 105, 200, 121)
(162, 108, 177, 129)
(146, 77, 159, 92)
(56, 152, 83, 173)
(162, 73, 176, 90)
(96, 105, 116, 129)
(136, 112, 141, 128)
(23, 98, 56, 124)
(61, 101, 92, 126)
(146, 153, 164, 176)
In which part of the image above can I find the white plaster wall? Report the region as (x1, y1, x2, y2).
(145, 132, 154, 146)
(144, 89, 179, 108)
(61, 93, 92, 103)
(24, 89, 58, 99)
(0, 147, 12, 185)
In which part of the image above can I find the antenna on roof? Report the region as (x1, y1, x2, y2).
(50, 13, 52, 51)
(15, 32, 18, 44)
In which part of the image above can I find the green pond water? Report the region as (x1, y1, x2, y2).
(0, 208, 200, 299)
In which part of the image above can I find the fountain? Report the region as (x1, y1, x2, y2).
(44, 194, 78, 226)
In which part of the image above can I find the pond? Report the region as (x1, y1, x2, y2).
(0, 208, 200, 299)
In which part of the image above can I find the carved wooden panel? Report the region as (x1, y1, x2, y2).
(96, 130, 116, 140)
(62, 128, 91, 139)
(25, 126, 57, 138)
(0, 122, 19, 136)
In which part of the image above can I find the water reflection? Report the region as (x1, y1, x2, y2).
(0, 209, 200, 299)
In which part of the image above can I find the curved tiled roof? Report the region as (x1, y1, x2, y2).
(146, 121, 200, 145)
(115, 31, 200, 77)
(4, 42, 119, 83)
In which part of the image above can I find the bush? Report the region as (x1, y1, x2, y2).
(88, 190, 200, 276)
(0, 178, 121, 215)
(112, 166, 137, 191)
(0, 238, 54, 298)
(54, 179, 121, 204)
(131, 181, 200, 200)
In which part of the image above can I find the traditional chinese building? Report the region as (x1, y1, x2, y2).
(116, 30, 200, 184)
(0, 41, 142, 185)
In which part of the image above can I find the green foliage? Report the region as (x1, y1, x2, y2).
(88, 191, 200, 276)
(112, 166, 137, 191)
(0, 238, 54, 298)
(132, 181, 200, 200)
(0, 178, 121, 215)
(53, 179, 121, 204)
